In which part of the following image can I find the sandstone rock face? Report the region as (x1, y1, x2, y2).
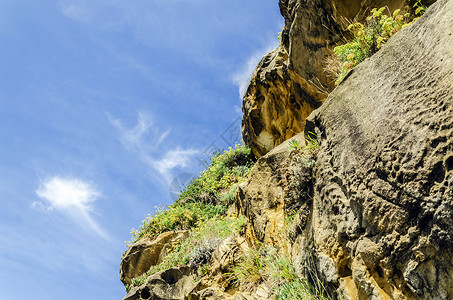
(123, 266, 197, 300)
(242, 46, 324, 158)
(119, 1, 452, 299)
(120, 231, 189, 286)
(236, 132, 312, 251)
(242, 0, 432, 157)
(302, 0, 453, 298)
(122, 235, 270, 300)
(238, 1, 453, 299)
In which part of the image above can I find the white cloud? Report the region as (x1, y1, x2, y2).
(34, 177, 108, 239)
(151, 148, 199, 177)
(60, 3, 89, 22)
(108, 111, 198, 181)
(232, 40, 279, 100)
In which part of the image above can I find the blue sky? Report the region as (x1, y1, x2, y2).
(0, 0, 282, 299)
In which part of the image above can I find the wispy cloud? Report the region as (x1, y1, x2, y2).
(232, 40, 279, 100)
(151, 148, 198, 177)
(108, 111, 198, 182)
(60, 3, 89, 22)
(34, 177, 108, 239)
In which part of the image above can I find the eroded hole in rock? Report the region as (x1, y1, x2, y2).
(161, 269, 183, 284)
(376, 266, 384, 278)
(140, 287, 151, 300)
(419, 213, 434, 231)
(431, 136, 446, 148)
(376, 169, 388, 181)
(338, 261, 352, 277)
(332, 205, 339, 215)
(250, 114, 264, 135)
(430, 161, 445, 183)
(445, 156, 453, 171)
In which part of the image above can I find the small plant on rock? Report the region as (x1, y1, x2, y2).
(288, 133, 319, 168)
(328, 6, 425, 85)
(228, 245, 331, 299)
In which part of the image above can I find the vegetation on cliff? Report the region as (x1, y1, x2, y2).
(229, 244, 331, 299)
(125, 143, 254, 291)
(128, 143, 254, 244)
(124, 141, 330, 298)
(327, 4, 426, 85)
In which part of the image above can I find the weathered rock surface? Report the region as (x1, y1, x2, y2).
(242, 46, 324, 158)
(120, 231, 189, 286)
(242, 0, 434, 157)
(122, 235, 271, 300)
(301, 0, 453, 298)
(236, 132, 312, 251)
(238, 0, 453, 299)
(123, 266, 198, 300)
(119, 0, 453, 299)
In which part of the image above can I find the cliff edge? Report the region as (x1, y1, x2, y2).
(120, 0, 452, 299)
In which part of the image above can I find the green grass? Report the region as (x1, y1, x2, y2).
(126, 216, 247, 291)
(229, 245, 331, 299)
(178, 143, 254, 204)
(129, 203, 227, 243)
(127, 143, 254, 245)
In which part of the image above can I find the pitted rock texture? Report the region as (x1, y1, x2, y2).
(242, 46, 324, 158)
(236, 132, 313, 250)
(123, 236, 271, 300)
(120, 231, 189, 286)
(123, 266, 197, 300)
(242, 0, 434, 157)
(302, 0, 453, 298)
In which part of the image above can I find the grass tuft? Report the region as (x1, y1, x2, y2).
(228, 245, 332, 299)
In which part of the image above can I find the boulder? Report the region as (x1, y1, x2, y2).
(242, 46, 324, 158)
(123, 266, 198, 300)
(120, 231, 189, 286)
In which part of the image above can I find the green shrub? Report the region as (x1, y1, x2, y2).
(127, 216, 247, 290)
(229, 245, 331, 299)
(178, 143, 254, 204)
(125, 143, 254, 291)
(129, 203, 226, 243)
(329, 6, 425, 85)
(288, 133, 319, 168)
(229, 244, 267, 291)
(128, 143, 254, 244)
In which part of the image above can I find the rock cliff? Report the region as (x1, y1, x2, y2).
(302, 0, 453, 297)
(242, 0, 435, 158)
(120, 0, 453, 299)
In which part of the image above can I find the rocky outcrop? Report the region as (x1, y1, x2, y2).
(242, 46, 324, 158)
(235, 132, 311, 251)
(123, 266, 197, 300)
(122, 235, 273, 300)
(242, 0, 434, 157)
(239, 0, 453, 298)
(120, 1, 453, 299)
(303, 1, 453, 298)
(120, 231, 189, 286)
